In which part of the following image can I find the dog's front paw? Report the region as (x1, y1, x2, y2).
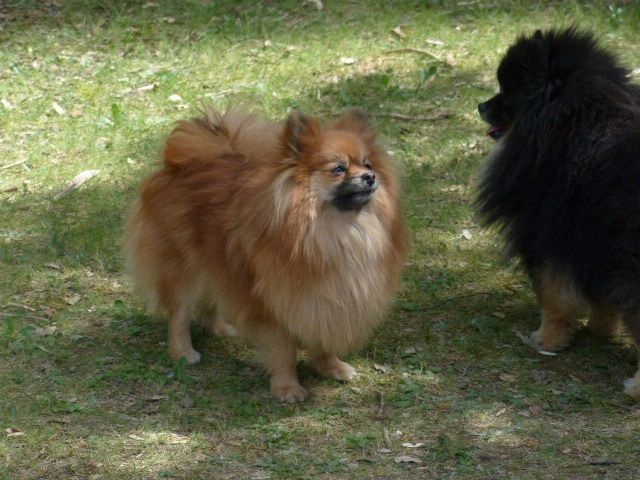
(311, 355, 357, 381)
(529, 328, 570, 353)
(624, 370, 640, 401)
(325, 360, 357, 381)
(213, 321, 238, 338)
(169, 346, 202, 365)
(271, 382, 308, 403)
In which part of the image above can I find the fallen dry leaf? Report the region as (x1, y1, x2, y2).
(64, 294, 81, 305)
(136, 83, 157, 93)
(146, 395, 168, 402)
(6, 428, 24, 437)
(52, 101, 66, 115)
(445, 53, 456, 67)
(499, 373, 517, 383)
(402, 442, 425, 448)
(53, 170, 100, 201)
(34, 326, 57, 337)
(373, 363, 390, 374)
(169, 433, 189, 444)
(394, 455, 422, 464)
(250, 473, 271, 480)
(391, 26, 405, 39)
(305, 0, 323, 10)
(537, 350, 558, 357)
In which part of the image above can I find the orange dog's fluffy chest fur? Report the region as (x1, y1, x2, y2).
(125, 108, 407, 401)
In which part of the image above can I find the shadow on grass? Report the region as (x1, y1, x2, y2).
(4, 2, 640, 478)
(3, 0, 637, 49)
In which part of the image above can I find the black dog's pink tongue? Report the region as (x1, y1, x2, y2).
(487, 126, 503, 139)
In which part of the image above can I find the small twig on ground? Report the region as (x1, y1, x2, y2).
(1, 185, 18, 193)
(0, 312, 50, 321)
(2, 303, 36, 312)
(369, 111, 453, 122)
(0, 159, 27, 170)
(383, 47, 442, 61)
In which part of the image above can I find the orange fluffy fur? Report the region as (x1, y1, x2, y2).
(124, 107, 407, 402)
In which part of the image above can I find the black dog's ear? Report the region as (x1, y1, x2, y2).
(281, 110, 321, 158)
(533, 29, 543, 40)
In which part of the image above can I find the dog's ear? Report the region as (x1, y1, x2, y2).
(282, 110, 321, 158)
(332, 108, 377, 142)
(533, 29, 543, 40)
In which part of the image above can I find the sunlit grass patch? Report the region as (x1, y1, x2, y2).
(2, 1, 640, 479)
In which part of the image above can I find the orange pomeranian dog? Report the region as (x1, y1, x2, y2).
(124, 107, 407, 402)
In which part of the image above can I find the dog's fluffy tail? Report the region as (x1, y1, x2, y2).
(163, 107, 280, 168)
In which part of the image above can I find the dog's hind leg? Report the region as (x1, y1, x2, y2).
(622, 316, 640, 401)
(587, 305, 622, 338)
(199, 303, 238, 338)
(168, 304, 201, 365)
(529, 267, 580, 352)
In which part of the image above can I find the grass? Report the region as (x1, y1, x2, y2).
(2, 1, 640, 478)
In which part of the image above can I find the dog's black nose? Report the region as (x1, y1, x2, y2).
(478, 102, 489, 113)
(361, 172, 376, 186)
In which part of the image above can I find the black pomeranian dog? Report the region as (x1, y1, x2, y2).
(477, 27, 640, 400)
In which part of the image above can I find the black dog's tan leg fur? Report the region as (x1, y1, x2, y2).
(587, 305, 622, 337)
(529, 269, 580, 352)
(622, 321, 640, 401)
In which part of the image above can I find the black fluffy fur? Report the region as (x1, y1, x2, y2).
(477, 28, 640, 335)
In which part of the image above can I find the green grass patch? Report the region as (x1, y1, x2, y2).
(2, 1, 640, 479)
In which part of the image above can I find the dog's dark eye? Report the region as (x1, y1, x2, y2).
(363, 157, 372, 170)
(331, 165, 347, 175)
